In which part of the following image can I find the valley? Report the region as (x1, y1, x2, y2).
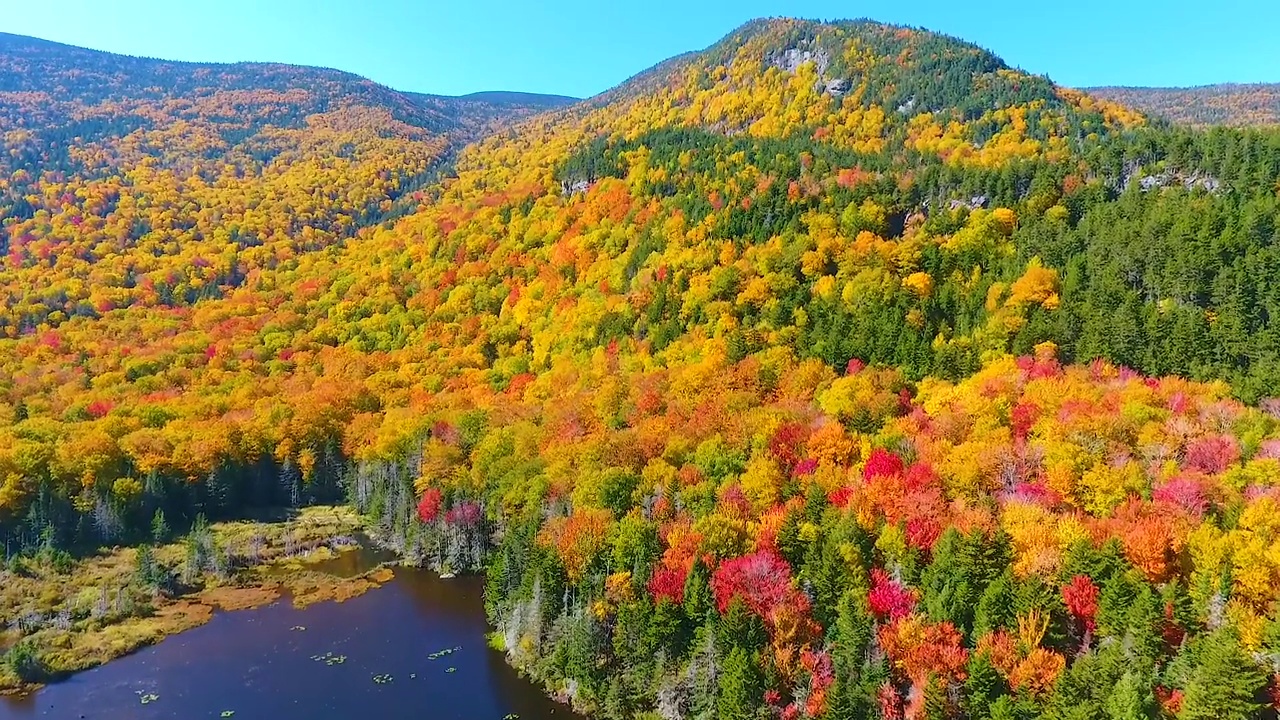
(2, 16, 1280, 720)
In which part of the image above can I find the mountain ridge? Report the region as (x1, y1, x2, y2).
(7, 24, 1277, 132)
(1088, 82, 1280, 127)
(0, 30, 580, 110)
(2, 18, 1280, 720)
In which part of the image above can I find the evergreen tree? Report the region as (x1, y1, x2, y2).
(1178, 628, 1265, 720)
(921, 528, 1009, 637)
(827, 590, 876, 719)
(716, 645, 763, 720)
(719, 598, 766, 654)
(804, 522, 868, 629)
(687, 623, 721, 720)
(135, 544, 156, 587)
(150, 509, 169, 544)
(279, 457, 301, 508)
(1104, 671, 1156, 720)
(965, 651, 1006, 720)
(974, 570, 1017, 637)
(684, 558, 714, 625)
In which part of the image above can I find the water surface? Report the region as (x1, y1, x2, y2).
(0, 553, 579, 720)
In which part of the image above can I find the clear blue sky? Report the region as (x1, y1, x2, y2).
(0, 0, 1275, 97)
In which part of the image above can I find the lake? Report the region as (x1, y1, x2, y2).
(0, 549, 582, 720)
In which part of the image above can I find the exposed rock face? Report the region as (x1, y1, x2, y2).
(560, 179, 591, 196)
(771, 46, 831, 75)
(825, 77, 851, 95)
(769, 46, 858, 97)
(947, 195, 990, 212)
(1135, 171, 1224, 193)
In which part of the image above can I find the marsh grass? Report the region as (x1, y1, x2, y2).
(284, 569, 388, 609)
(0, 505, 370, 694)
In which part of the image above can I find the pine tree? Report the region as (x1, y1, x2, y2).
(923, 676, 950, 720)
(964, 651, 1006, 720)
(716, 645, 763, 720)
(805, 520, 869, 630)
(1178, 628, 1265, 720)
(1104, 670, 1155, 720)
(279, 457, 301, 508)
(687, 624, 720, 719)
(974, 570, 1016, 637)
(827, 590, 875, 719)
(135, 544, 156, 587)
(182, 513, 214, 584)
(684, 558, 714, 625)
(150, 509, 169, 544)
(719, 598, 766, 654)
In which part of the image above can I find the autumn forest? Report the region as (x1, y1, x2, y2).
(3, 17, 1280, 720)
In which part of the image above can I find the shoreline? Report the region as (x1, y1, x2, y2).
(0, 506, 394, 696)
(2, 509, 588, 719)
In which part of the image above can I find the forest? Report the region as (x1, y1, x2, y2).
(1090, 84, 1280, 128)
(3, 16, 1280, 720)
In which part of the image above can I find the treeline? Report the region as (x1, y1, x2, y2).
(2, 444, 346, 558)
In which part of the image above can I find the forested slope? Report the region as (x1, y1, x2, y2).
(4, 18, 1280, 719)
(0, 31, 571, 334)
(1089, 83, 1280, 127)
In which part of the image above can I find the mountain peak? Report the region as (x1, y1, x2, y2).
(583, 16, 1143, 170)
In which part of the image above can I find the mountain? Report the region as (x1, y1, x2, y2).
(405, 90, 578, 144)
(456, 90, 580, 107)
(1088, 83, 1280, 127)
(0, 32, 572, 332)
(4, 18, 1280, 718)
(0, 31, 576, 133)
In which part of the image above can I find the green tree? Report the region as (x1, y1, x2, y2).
(1178, 628, 1265, 720)
(826, 590, 876, 719)
(921, 528, 1010, 637)
(965, 650, 1007, 720)
(974, 569, 1016, 637)
(6, 640, 47, 683)
(150, 509, 170, 544)
(1105, 670, 1156, 720)
(135, 544, 157, 587)
(716, 645, 763, 720)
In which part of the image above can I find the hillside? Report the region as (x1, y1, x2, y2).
(4, 17, 1280, 719)
(0, 32, 571, 334)
(1089, 83, 1280, 127)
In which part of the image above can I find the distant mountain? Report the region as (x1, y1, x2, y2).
(0, 31, 451, 132)
(1088, 83, 1280, 127)
(405, 90, 578, 144)
(0, 31, 574, 330)
(456, 90, 579, 107)
(0, 31, 571, 170)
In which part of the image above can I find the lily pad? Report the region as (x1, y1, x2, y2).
(312, 651, 347, 666)
(428, 645, 462, 660)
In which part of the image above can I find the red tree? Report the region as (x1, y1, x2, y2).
(648, 566, 688, 605)
(711, 550, 795, 618)
(864, 448, 905, 481)
(417, 488, 443, 524)
(868, 568, 918, 621)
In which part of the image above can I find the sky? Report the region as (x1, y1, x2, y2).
(0, 0, 1276, 98)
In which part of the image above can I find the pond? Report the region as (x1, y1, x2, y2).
(0, 548, 582, 720)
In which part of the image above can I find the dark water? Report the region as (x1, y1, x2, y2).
(0, 550, 581, 720)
